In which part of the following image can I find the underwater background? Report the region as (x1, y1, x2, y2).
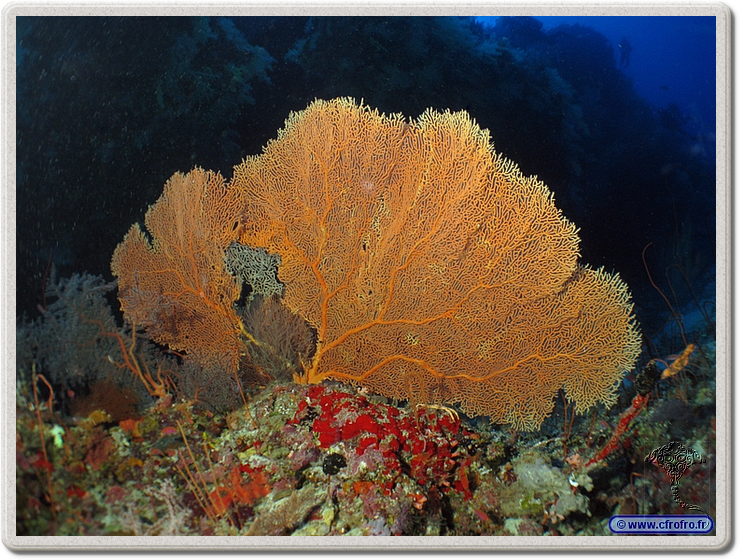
(14, 15, 717, 537)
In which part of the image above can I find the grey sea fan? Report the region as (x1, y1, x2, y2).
(17, 271, 121, 390)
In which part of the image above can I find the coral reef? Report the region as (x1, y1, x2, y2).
(16, 363, 715, 536)
(15, 270, 716, 536)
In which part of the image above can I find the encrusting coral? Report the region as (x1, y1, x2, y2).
(111, 98, 641, 430)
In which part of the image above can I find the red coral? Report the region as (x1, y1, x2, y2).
(341, 414, 379, 440)
(292, 385, 475, 500)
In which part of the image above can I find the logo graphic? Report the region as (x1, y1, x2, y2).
(645, 440, 707, 515)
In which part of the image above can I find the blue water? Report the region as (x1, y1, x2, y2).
(16, 15, 717, 338)
(478, 16, 716, 142)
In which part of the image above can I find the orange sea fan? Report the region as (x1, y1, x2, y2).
(111, 168, 246, 373)
(112, 98, 641, 430)
(230, 98, 641, 430)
